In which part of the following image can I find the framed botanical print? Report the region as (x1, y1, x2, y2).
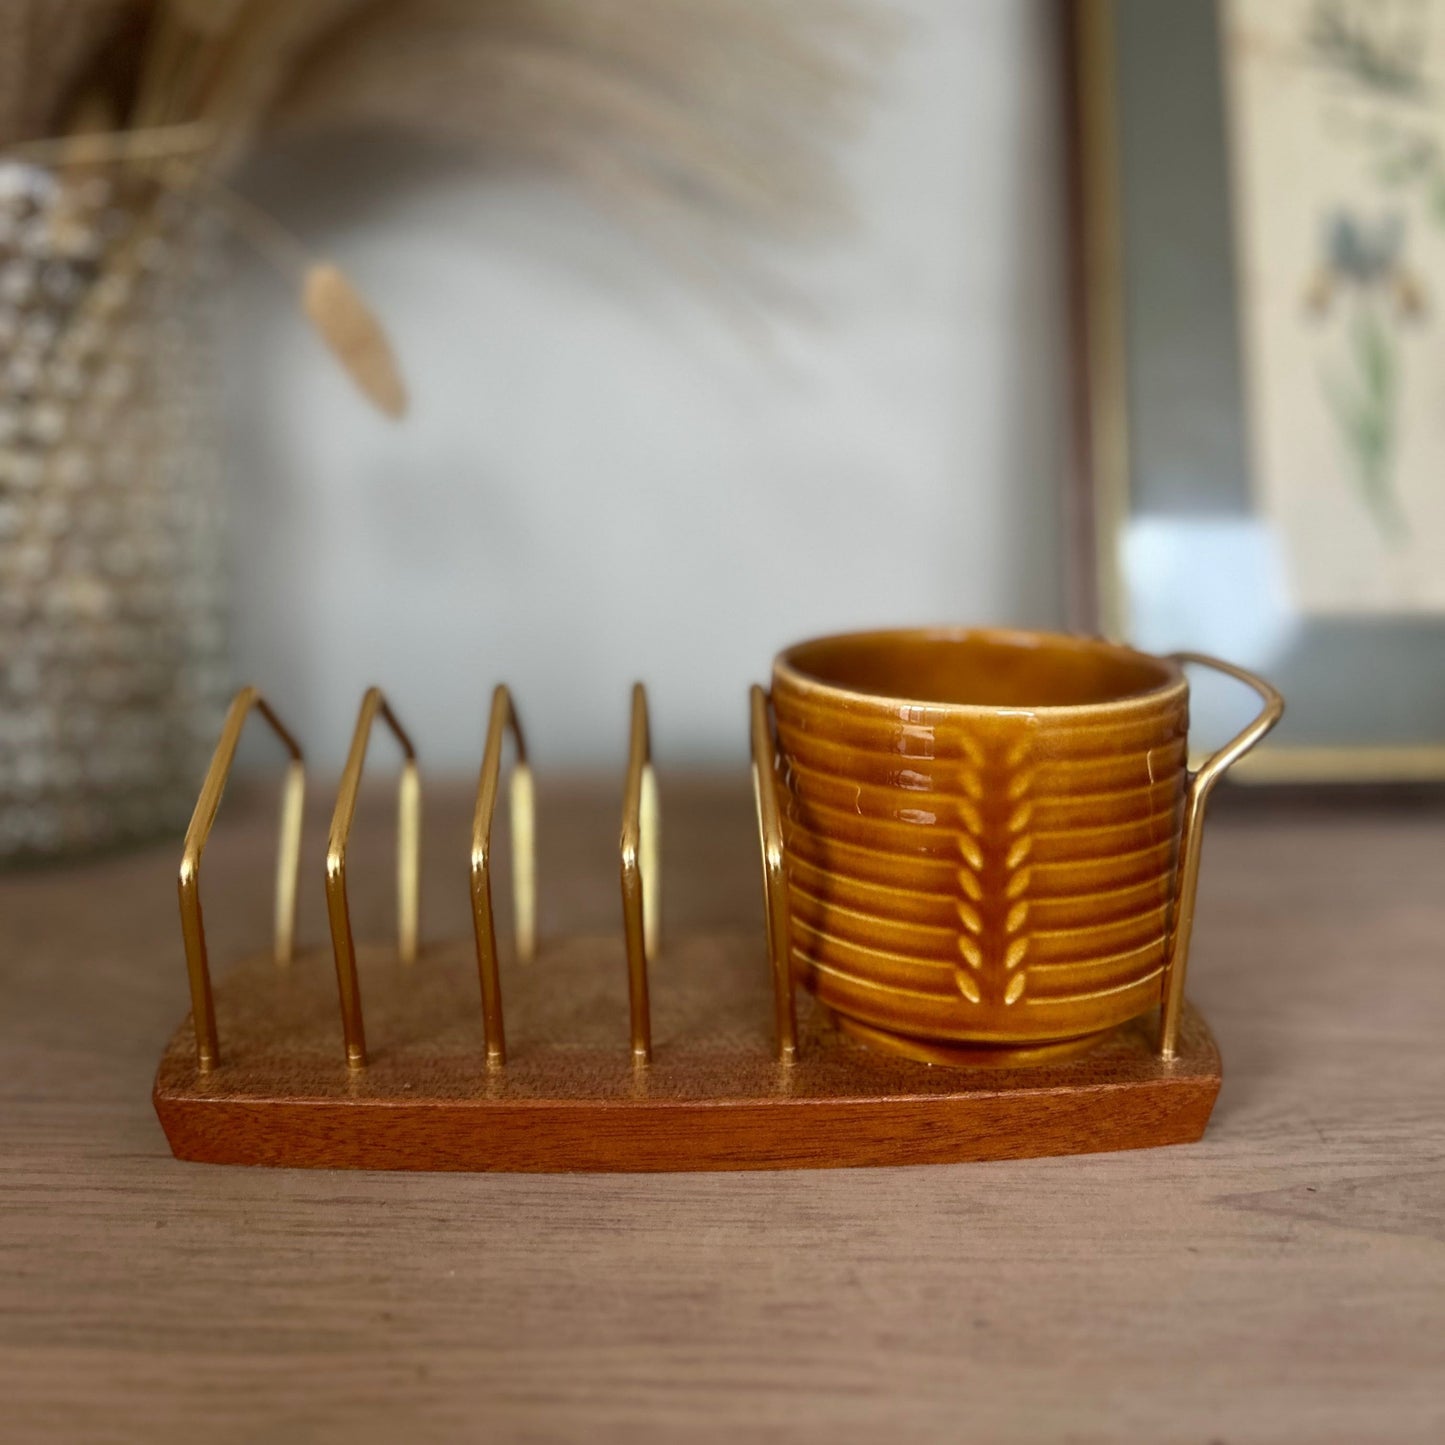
(1067, 0, 1445, 780)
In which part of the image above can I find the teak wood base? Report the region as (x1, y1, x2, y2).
(153, 929, 1222, 1172)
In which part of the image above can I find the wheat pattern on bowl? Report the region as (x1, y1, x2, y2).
(771, 629, 1191, 1065)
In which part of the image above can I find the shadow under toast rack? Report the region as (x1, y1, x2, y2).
(153, 684, 1223, 1173)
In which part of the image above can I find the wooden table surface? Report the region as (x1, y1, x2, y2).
(2, 778, 1442, 1444)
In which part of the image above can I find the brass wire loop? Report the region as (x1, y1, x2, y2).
(1159, 652, 1284, 1060)
(469, 685, 537, 1068)
(177, 687, 305, 1073)
(620, 683, 660, 1064)
(325, 687, 422, 1070)
(750, 686, 799, 1063)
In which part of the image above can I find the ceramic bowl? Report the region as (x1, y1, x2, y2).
(771, 628, 1203, 1065)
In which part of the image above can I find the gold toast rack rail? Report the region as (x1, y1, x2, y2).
(174, 682, 798, 1079)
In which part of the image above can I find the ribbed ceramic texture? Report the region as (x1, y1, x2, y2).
(772, 638, 1189, 1052)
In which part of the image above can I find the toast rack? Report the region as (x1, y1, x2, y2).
(153, 684, 1223, 1172)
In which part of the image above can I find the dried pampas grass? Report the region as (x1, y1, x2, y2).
(302, 262, 408, 418)
(0, 1, 143, 145)
(275, 0, 874, 233)
(1, 0, 885, 414)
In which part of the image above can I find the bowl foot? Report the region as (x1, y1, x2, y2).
(831, 1014, 1120, 1068)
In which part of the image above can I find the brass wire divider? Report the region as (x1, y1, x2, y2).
(326, 687, 420, 1070)
(469, 683, 536, 1069)
(177, 687, 304, 1074)
(620, 682, 660, 1064)
(1158, 653, 1284, 1060)
(154, 684, 1226, 1173)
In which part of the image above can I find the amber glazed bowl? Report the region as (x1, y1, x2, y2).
(770, 628, 1278, 1066)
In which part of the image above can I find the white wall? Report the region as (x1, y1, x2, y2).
(224, 0, 1066, 771)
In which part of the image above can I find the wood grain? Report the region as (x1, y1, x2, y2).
(151, 935, 1220, 1171)
(2, 777, 1443, 1443)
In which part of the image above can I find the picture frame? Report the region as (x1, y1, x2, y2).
(1064, 0, 1445, 781)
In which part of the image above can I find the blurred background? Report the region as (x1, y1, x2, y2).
(223, 0, 1065, 770)
(4, 0, 1443, 859)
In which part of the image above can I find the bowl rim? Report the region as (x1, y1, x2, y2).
(772, 626, 1188, 719)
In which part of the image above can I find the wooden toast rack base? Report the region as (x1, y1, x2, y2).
(154, 929, 1222, 1172)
